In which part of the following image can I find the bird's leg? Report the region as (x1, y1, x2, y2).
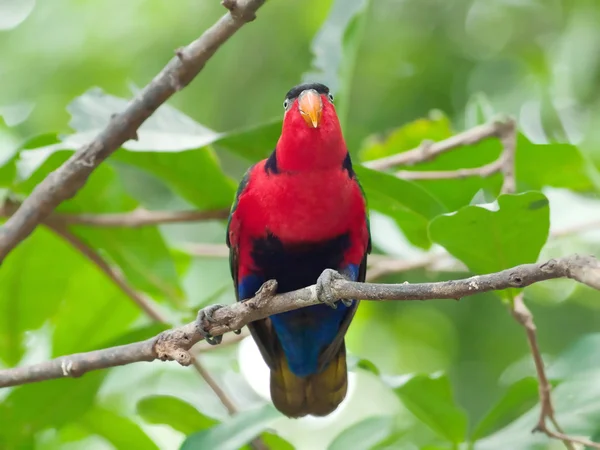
(316, 268, 352, 309)
(195, 304, 226, 345)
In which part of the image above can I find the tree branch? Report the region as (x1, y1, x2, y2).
(511, 294, 600, 449)
(0, 0, 265, 264)
(364, 119, 513, 170)
(1, 254, 598, 388)
(44, 224, 263, 447)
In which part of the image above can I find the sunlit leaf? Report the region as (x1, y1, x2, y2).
(137, 395, 218, 436)
(329, 416, 395, 450)
(516, 135, 600, 192)
(0, 227, 77, 365)
(394, 373, 468, 444)
(79, 406, 159, 450)
(180, 405, 281, 450)
(15, 153, 184, 304)
(360, 112, 453, 162)
(356, 166, 446, 248)
(260, 432, 295, 450)
(429, 192, 550, 286)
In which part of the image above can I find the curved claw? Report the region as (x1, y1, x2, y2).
(316, 269, 344, 309)
(195, 304, 225, 346)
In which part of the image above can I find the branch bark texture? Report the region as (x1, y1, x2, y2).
(0, 0, 264, 263)
(1, 254, 598, 388)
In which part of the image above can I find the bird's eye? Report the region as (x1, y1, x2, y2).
(327, 93, 334, 102)
(283, 99, 290, 110)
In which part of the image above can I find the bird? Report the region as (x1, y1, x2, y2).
(196, 82, 371, 418)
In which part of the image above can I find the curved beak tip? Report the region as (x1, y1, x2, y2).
(298, 90, 322, 128)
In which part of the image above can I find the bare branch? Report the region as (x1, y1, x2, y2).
(364, 120, 509, 170)
(55, 208, 230, 227)
(0, 0, 265, 263)
(46, 224, 166, 322)
(497, 119, 517, 194)
(510, 294, 577, 450)
(45, 224, 258, 444)
(1, 254, 598, 388)
(395, 159, 502, 181)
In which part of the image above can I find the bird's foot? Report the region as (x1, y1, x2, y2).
(195, 304, 225, 345)
(316, 269, 352, 309)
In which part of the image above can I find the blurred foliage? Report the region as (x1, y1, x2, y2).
(2, 0, 600, 449)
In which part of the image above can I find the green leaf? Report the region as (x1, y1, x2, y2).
(429, 192, 550, 279)
(214, 119, 281, 162)
(360, 112, 453, 162)
(360, 114, 503, 211)
(15, 152, 184, 304)
(0, 227, 77, 365)
(394, 373, 468, 444)
(260, 432, 295, 450)
(137, 395, 218, 436)
(67, 87, 220, 152)
(471, 377, 539, 440)
(180, 404, 281, 450)
(79, 406, 159, 450)
(328, 416, 395, 450)
(516, 134, 600, 192)
(0, 372, 106, 446)
(51, 261, 142, 356)
(355, 166, 446, 248)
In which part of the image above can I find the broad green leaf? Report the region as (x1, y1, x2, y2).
(516, 134, 600, 192)
(476, 370, 600, 450)
(112, 148, 236, 210)
(471, 377, 539, 440)
(360, 114, 502, 211)
(180, 404, 281, 450)
(260, 432, 294, 450)
(394, 373, 468, 444)
(360, 112, 453, 162)
(429, 192, 550, 277)
(329, 416, 395, 450)
(215, 119, 281, 162)
(0, 227, 77, 365)
(355, 166, 446, 248)
(0, 372, 105, 446)
(79, 406, 159, 450)
(67, 87, 219, 152)
(137, 395, 218, 436)
(15, 151, 184, 304)
(51, 262, 141, 357)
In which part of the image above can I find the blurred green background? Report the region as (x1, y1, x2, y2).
(2, 0, 600, 449)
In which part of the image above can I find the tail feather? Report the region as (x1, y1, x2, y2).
(270, 344, 348, 418)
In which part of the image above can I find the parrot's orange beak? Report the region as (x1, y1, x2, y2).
(298, 89, 322, 128)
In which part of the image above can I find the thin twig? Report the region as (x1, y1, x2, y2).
(0, 0, 265, 263)
(0, 200, 229, 228)
(46, 224, 165, 322)
(395, 159, 502, 181)
(497, 119, 517, 194)
(1, 254, 599, 388)
(510, 294, 577, 450)
(364, 121, 510, 170)
(44, 224, 263, 446)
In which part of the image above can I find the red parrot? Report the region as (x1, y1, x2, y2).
(198, 83, 371, 418)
